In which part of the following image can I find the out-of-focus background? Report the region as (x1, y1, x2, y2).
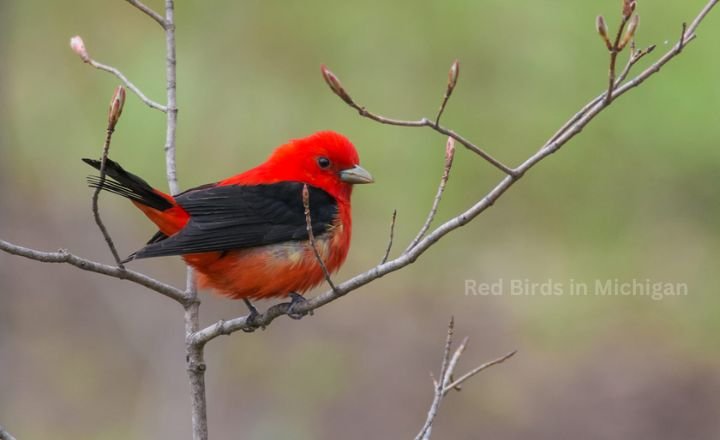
(1, 1, 719, 439)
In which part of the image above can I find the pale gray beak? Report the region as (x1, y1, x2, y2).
(339, 165, 374, 184)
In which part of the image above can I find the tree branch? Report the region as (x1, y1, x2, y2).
(164, 0, 180, 196)
(0, 239, 186, 303)
(125, 0, 167, 28)
(414, 318, 516, 440)
(69, 36, 167, 112)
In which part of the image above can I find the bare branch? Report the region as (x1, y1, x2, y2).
(0, 239, 186, 303)
(320, 65, 515, 176)
(183, 269, 207, 440)
(163, 0, 180, 195)
(89, 60, 168, 112)
(380, 209, 397, 264)
(415, 319, 516, 440)
(0, 424, 17, 440)
(686, 0, 718, 36)
(442, 349, 517, 394)
(406, 137, 455, 252)
(69, 36, 167, 112)
(414, 318, 456, 440)
(90, 86, 126, 267)
(125, 0, 167, 28)
(302, 184, 338, 293)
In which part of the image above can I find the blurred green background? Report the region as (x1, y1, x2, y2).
(1, 1, 719, 439)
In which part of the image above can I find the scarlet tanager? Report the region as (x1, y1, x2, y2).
(83, 131, 373, 303)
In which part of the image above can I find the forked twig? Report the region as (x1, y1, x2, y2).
(415, 318, 516, 440)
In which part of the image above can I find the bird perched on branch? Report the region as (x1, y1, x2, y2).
(84, 131, 373, 310)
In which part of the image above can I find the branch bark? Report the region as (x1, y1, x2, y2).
(0, 239, 186, 303)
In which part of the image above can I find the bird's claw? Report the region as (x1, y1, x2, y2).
(287, 292, 313, 320)
(242, 298, 261, 332)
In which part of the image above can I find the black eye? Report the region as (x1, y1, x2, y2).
(317, 156, 331, 169)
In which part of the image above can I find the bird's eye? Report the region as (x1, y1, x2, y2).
(317, 156, 331, 169)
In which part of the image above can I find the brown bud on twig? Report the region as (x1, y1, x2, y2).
(623, 0, 637, 18)
(320, 64, 355, 106)
(596, 16, 613, 50)
(447, 59, 460, 95)
(619, 14, 640, 50)
(70, 35, 90, 62)
(107, 86, 126, 131)
(445, 137, 456, 169)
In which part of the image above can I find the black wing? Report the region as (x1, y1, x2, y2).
(130, 182, 338, 259)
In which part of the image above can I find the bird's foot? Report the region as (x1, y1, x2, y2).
(287, 292, 314, 320)
(242, 298, 261, 332)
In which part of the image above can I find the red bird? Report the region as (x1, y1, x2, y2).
(84, 131, 373, 307)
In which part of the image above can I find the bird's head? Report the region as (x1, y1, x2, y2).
(262, 131, 373, 201)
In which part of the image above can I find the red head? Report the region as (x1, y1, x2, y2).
(228, 131, 373, 202)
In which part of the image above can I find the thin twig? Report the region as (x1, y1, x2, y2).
(443, 336, 469, 390)
(415, 318, 456, 440)
(125, 0, 167, 28)
(607, 17, 631, 101)
(90, 87, 126, 267)
(0, 424, 17, 440)
(86, 59, 167, 112)
(435, 60, 459, 125)
(605, 6, 635, 103)
(380, 209, 397, 264)
(302, 184, 338, 293)
(442, 350, 517, 393)
(406, 137, 455, 252)
(0, 239, 186, 303)
(678, 22, 688, 53)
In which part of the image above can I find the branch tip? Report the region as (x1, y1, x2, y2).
(321, 64, 355, 106)
(619, 14, 640, 50)
(596, 16, 612, 50)
(623, 0, 637, 18)
(70, 35, 90, 62)
(108, 86, 126, 132)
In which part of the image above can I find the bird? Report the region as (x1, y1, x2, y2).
(83, 130, 373, 313)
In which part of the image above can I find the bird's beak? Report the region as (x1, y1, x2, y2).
(339, 165, 374, 184)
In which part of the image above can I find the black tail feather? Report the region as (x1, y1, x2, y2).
(82, 158, 173, 211)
